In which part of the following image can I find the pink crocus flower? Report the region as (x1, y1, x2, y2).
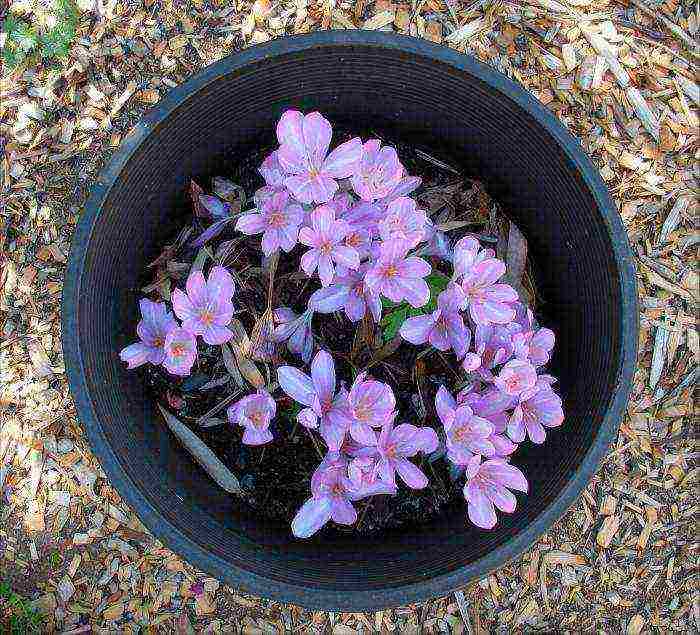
(399, 283, 470, 357)
(347, 455, 398, 499)
(435, 386, 495, 465)
(162, 327, 198, 376)
(276, 110, 362, 204)
(309, 263, 382, 323)
(461, 323, 520, 378)
(460, 259, 519, 326)
(171, 266, 235, 345)
(346, 372, 396, 445)
(270, 307, 314, 363)
(235, 190, 304, 256)
(494, 359, 537, 397)
(119, 299, 177, 369)
(351, 139, 404, 201)
(371, 421, 439, 489)
(364, 240, 432, 308)
(291, 453, 356, 538)
(452, 236, 495, 279)
(377, 197, 428, 249)
(299, 205, 360, 286)
(227, 388, 276, 446)
(278, 350, 352, 450)
(458, 388, 518, 457)
(512, 327, 556, 367)
(463, 456, 528, 529)
(507, 378, 564, 444)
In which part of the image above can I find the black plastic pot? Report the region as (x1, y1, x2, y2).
(62, 31, 638, 610)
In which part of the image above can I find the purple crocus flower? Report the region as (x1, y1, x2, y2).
(276, 110, 362, 204)
(227, 388, 276, 446)
(461, 323, 520, 378)
(171, 266, 235, 345)
(347, 455, 398, 498)
(291, 453, 356, 538)
(435, 386, 495, 465)
(399, 283, 470, 357)
(235, 190, 304, 256)
(120, 299, 177, 369)
(452, 236, 495, 279)
(271, 307, 314, 363)
(346, 372, 396, 445)
(278, 350, 352, 450)
(493, 359, 537, 397)
(463, 456, 528, 529)
(512, 327, 556, 367)
(458, 388, 518, 457)
(377, 175, 422, 208)
(460, 258, 519, 326)
(507, 379, 564, 444)
(351, 139, 404, 201)
(377, 197, 427, 249)
(372, 421, 439, 489)
(309, 263, 382, 323)
(364, 240, 431, 308)
(162, 327, 198, 376)
(299, 205, 360, 286)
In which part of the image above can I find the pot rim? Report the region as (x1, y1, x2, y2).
(62, 30, 639, 610)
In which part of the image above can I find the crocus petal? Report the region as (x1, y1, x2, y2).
(171, 288, 197, 322)
(349, 420, 378, 446)
(202, 324, 233, 345)
(302, 112, 333, 166)
(486, 483, 517, 513)
(319, 419, 347, 451)
(261, 229, 282, 256)
(207, 266, 235, 300)
(318, 254, 335, 286)
(332, 245, 360, 270)
(343, 293, 366, 322)
(300, 249, 319, 276)
(309, 175, 340, 204)
(119, 342, 150, 369)
(483, 460, 529, 493)
(323, 137, 362, 178)
(399, 256, 432, 278)
(397, 277, 430, 308)
(309, 285, 350, 313)
(242, 428, 273, 446)
(330, 496, 357, 525)
(298, 408, 319, 429)
(399, 314, 434, 345)
(452, 236, 480, 277)
(291, 497, 333, 539)
(278, 366, 315, 406)
(311, 350, 336, 400)
(395, 458, 428, 489)
(465, 482, 497, 529)
(235, 212, 266, 235)
(435, 385, 456, 426)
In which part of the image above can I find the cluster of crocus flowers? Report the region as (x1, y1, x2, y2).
(120, 266, 236, 377)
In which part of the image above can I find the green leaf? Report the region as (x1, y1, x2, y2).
(381, 306, 408, 342)
(10, 21, 39, 52)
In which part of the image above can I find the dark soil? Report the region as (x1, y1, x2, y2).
(137, 131, 539, 536)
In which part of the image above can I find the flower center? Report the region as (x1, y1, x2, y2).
(384, 264, 398, 278)
(385, 444, 397, 458)
(346, 233, 361, 247)
(453, 425, 468, 442)
(353, 404, 370, 421)
(249, 411, 264, 428)
(331, 483, 344, 496)
(353, 282, 364, 296)
(200, 310, 214, 326)
(320, 398, 333, 415)
(505, 377, 519, 392)
(268, 211, 285, 228)
(320, 242, 333, 256)
(153, 337, 164, 348)
(171, 344, 186, 358)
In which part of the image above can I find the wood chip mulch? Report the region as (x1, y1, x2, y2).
(1, 0, 697, 631)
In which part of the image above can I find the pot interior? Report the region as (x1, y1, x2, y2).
(68, 39, 629, 605)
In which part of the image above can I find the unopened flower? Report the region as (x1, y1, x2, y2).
(278, 350, 352, 450)
(309, 264, 382, 323)
(372, 421, 438, 489)
(512, 327, 555, 367)
(399, 283, 470, 357)
(463, 456, 528, 529)
(227, 388, 276, 446)
(351, 139, 403, 201)
(171, 266, 235, 345)
(299, 205, 360, 286)
(162, 327, 198, 376)
(364, 240, 431, 308)
(507, 379, 564, 444)
(291, 453, 357, 538)
(494, 359, 537, 397)
(347, 372, 396, 445)
(378, 197, 427, 249)
(420, 221, 451, 260)
(435, 386, 495, 465)
(271, 307, 314, 362)
(460, 257, 518, 326)
(347, 455, 398, 498)
(276, 110, 362, 204)
(259, 150, 285, 186)
(120, 299, 177, 369)
(235, 190, 304, 256)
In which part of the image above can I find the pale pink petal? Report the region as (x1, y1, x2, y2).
(119, 342, 150, 369)
(235, 212, 266, 235)
(465, 482, 497, 529)
(261, 229, 282, 256)
(202, 324, 232, 346)
(435, 386, 456, 426)
(471, 259, 507, 287)
(291, 497, 333, 538)
(185, 270, 207, 306)
(526, 420, 547, 444)
(453, 236, 480, 277)
(332, 245, 360, 269)
(309, 175, 338, 204)
(487, 284, 519, 303)
(395, 458, 428, 489)
(300, 250, 319, 277)
(397, 277, 430, 308)
(319, 418, 346, 451)
(330, 497, 357, 525)
(323, 137, 362, 178)
(344, 293, 366, 322)
(298, 408, 318, 429)
(349, 421, 377, 446)
(171, 288, 197, 321)
(485, 483, 517, 513)
(399, 256, 431, 278)
(278, 366, 315, 406)
(311, 350, 335, 400)
(484, 460, 528, 492)
(428, 325, 451, 351)
(242, 427, 273, 446)
(302, 112, 332, 166)
(207, 266, 235, 300)
(313, 205, 334, 234)
(309, 285, 349, 313)
(318, 255, 335, 286)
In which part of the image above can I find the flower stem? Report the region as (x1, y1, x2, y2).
(196, 390, 242, 426)
(305, 427, 324, 460)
